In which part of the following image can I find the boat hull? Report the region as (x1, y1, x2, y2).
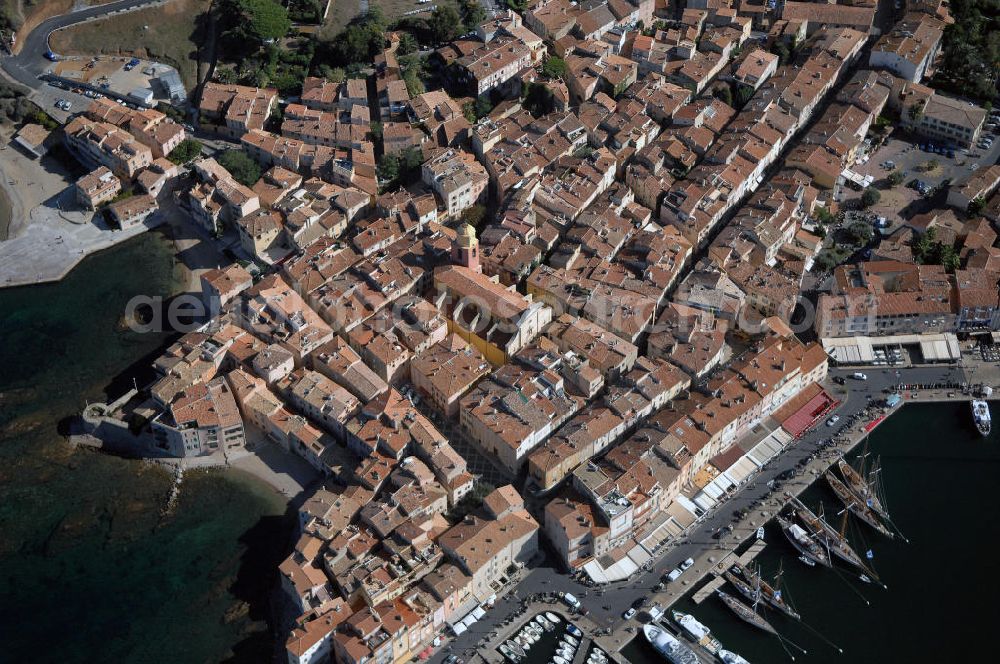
(826, 471, 894, 539)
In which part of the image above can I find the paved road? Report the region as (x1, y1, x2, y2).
(429, 363, 977, 663)
(1, 0, 167, 89)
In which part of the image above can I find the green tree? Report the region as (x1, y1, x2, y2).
(734, 84, 754, 109)
(317, 64, 346, 82)
(167, 139, 203, 165)
(232, 0, 291, 43)
(397, 32, 419, 57)
(939, 244, 961, 273)
(217, 149, 262, 187)
(461, 204, 487, 229)
(887, 169, 905, 187)
(814, 206, 835, 225)
(523, 82, 555, 117)
(400, 146, 424, 173)
(430, 6, 462, 44)
(860, 187, 881, 208)
(458, 0, 487, 31)
(847, 221, 873, 245)
(712, 83, 733, 107)
(913, 227, 937, 263)
(541, 56, 567, 80)
(378, 153, 400, 183)
(968, 196, 987, 216)
(463, 95, 492, 122)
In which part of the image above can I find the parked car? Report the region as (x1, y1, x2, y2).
(826, 415, 841, 427)
(852, 372, 868, 380)
(622, 608, 637, 620)
(665, 568, 683, 582)
(833, 376, 846, 385)
(679, 558, 695, 571)
(44, 50, 59, 61)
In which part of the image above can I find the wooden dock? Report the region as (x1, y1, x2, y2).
(692, 539, 767, 604)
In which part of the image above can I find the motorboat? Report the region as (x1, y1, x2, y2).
(718, 649, 751, 664)
(506, 640, 525, 658)
(546, 611, 563, 624)
(553, 656, 569, 664)
(536, 614, 554, 631)
(566, 625, 582, 638)
(499, 643, 521, 662)
(642, 624, 700, 664)
(973, 399, 991, 436)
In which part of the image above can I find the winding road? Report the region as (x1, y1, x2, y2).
(1, 0, 168, 90)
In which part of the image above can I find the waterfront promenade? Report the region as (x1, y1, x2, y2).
(429, 357, 1000, 663)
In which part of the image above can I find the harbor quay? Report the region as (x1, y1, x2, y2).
(427, 357, 999, 664)
(591, 359, 998, 652)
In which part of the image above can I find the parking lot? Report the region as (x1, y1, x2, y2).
(842, 127, 1000, 225)
(30, 83, 94, 123)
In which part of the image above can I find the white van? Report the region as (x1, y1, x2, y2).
(852, 372, 868, 380)
(562, 592, 581, 609)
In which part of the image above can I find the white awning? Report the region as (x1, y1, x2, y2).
(450, 622, 467, 636)
(822, 334, 959, 364)
(472, 606, 486, 620)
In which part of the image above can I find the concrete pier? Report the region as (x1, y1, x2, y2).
(691, 540, 767, 605)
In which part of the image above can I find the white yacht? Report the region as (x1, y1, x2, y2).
(973, 399, 991, 436)
(643, 625, 700, 664)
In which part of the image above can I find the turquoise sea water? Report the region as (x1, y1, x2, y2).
(623, 400, 1000, 663)
(0, 232, 293, 663)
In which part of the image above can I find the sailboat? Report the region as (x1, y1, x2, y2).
(728, 563, 800, 620)
(837, 455, 890, 522)
(791, 498, 879, 581)
(716, 590, 778, 636)
(776, 514, 831, 567)
(825, 470, 894, 538)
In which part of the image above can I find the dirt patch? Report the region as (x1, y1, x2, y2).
(7, 0, 74, 52)
(48, 0, 212, 90)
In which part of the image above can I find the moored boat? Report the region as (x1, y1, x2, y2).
(798, 555, 816, 567)
(506, 640, 525, 658)
(553, 656, 569, 664)
(716, 590, 778, 636)
(718, 649, 751, 664)
(546, 611, 562, 624)
(672, 610, 722, 654)
(825, 471, 894, 538)
(536, 614, 554, 631)
(642, 624, 701, 664)
(776, 514, 831, 567)
(728, 564, 800, 620)
(838, 458, 889, 521)
(791, 498, 879, 580)
(566, 625, 582, 638)
(973, 399, 991, 437)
